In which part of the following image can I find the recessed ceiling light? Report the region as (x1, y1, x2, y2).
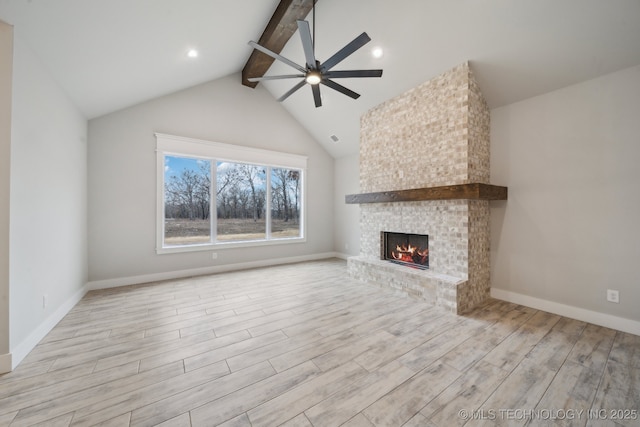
(187, 49, 199, 58)
(372, 47, 383, 58)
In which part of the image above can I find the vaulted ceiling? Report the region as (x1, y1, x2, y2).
(1, 0, 639, 158)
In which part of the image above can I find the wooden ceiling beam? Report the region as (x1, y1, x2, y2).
(242, 0, 315, 88)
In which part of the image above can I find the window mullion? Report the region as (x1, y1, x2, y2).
(211, 160, 217, 243)
(265, 166, 272, 240)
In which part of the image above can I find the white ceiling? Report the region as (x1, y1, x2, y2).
(1, 0, 639, 158)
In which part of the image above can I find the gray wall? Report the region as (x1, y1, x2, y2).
(333, 153, 360, 257)
(88, 74, 335, 283)
(490, 65, 640, 322)
(9, 33, 88, 356)
(0, 20, 12, 368)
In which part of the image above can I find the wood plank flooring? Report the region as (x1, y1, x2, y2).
(1, 259, 638, 426)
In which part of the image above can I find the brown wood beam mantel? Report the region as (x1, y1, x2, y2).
(345, 183, 508, 204)
(242, 0, 315, 88)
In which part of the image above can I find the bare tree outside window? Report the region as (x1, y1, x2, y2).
(271, 167, 301, 238)
(216, 162, 266, 242)
(164, 156, 211, 245)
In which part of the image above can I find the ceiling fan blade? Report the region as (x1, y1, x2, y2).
(324, 69, 383, 79)
(277, 80, 307, 102)
(248, 41, 306, 73)
(312, 84, 322, 108)
(297, 20, 316, 69)
(321, 79, 361, 99)
(320, 32, 371, 72)
(248, 74, 305, 82)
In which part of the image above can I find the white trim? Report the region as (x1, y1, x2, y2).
(333, 252, 351, 260)
(156, 142, 166, 252)
(87, 252, 340, 291)
(491, 288, 640, 336)
(156, 236, 307, 255)
(155, 133, 308, 169)
(0, 352, 11, 374)
(11, 284, 88, 370)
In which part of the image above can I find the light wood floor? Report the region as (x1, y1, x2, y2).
(1, 259, 638, 427)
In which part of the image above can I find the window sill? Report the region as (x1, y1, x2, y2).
(156, 236, 307, 255)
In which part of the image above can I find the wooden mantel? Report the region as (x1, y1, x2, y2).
(345, 183, 507, 204)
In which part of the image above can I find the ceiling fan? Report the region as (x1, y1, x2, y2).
(247, 4, 383, 108)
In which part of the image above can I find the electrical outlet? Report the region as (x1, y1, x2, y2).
(606, 289, 619, 304)
(211, 253, 218, 260)
(42, 294, 48, 309)
(344, 243, 349, 251)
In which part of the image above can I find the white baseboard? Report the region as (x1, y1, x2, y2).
(11, 284, 88, 370)
(491, 288, 640, 336)
(333, 252, 352, 260)
(0, 352, 11, 374)
(87, 252, 341, 291)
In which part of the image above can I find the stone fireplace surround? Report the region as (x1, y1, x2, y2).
(347, 62, 496, 314)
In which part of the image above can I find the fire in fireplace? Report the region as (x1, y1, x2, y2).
(381, 231, 429, 269)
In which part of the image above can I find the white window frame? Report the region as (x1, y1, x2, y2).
(156, 133, 307, 254)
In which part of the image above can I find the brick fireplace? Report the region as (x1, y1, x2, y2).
(347, 62, 497, 314)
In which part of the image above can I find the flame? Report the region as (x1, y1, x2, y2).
(391, 243, 428, 265)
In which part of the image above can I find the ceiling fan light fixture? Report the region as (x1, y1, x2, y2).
(305, 70, 322, 85)
(247, 3, 382, 107)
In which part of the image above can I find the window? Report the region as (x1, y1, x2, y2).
(156, 134, 306, 254)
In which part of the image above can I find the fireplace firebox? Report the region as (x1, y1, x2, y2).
(381, 231, 429, 269)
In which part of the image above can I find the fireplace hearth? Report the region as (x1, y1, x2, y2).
(381, 231, 429, 269)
